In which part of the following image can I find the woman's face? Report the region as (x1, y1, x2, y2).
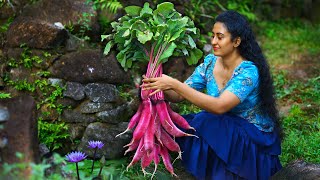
(211, 22, 237, 57)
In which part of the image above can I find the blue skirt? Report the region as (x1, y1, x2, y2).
(176, 111, 282, 180)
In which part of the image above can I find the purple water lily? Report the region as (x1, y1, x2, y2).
(88, 140, 104, 149)
(65, 151, 87, 163)
(88, 140, 105, 173)
(65, 151, 87, 180)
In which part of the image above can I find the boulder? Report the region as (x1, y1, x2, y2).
(78, 122, 131, 159)
(49, 49, 130, 84)
(6, 18, 69, 49)
(271, 160, 320, 180)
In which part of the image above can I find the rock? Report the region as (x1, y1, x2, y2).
(6, 18, 69, 49)
(62, 109, 96, 124)
(56, 98, 79, 109)
(63, 81, 86, 101)
(96, 104, 130, 124)
(271, 160, 320, 180)
(49, 49, 130, 84)
(78, 122, 131, 159)
(20, 0, 99, 40)
(68, 124, 86, 140)
(39, 143, 50, 157)
(79, 100, 114, 114)
(84, 83, 119, 103)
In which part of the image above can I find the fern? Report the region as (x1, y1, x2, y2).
(89, 0, 122, 14)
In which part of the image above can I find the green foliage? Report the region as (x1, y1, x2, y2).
(273, 70, 320, 105)
(7, 45, 43, 69)
(280, 105, 320, 165)
(183, 0, 256, 35)
(89, 0, 123, 14)
(64, 156, 171, 180)
(103, 2, 203, 71)
(176, 101, 202, 115)
(258, 20, 320, 65)
(0, 153, 66, 179)
(0, 92, 11, 99)
(0, 16, 14, 33)
(38, 118, 70, 151)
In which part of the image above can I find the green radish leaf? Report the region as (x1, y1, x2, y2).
(182, 47, 189, 56)
(170, 29, 184, 42)
(140, 2, 153, 16)
(155, 2, 174, 17)
(102, 2, 203, 70)
(124, 6, 142, 17)
(159, 42, 177, 62)
(136, 30, 153, 44)
(186, 27, 197, 34)
(186, 48, 203, 65)
(188, 35, 196, 49)
(122, 29, 130, 37)
(103, 41, 114, 55)
(126, 59, 133, 68)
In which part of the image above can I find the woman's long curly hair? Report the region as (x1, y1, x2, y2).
(215, 10, 283, 138)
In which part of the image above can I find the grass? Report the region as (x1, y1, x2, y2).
(258, 19, 320, 166)
(257, 19, 320, 65)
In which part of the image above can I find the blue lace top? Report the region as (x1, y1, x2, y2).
(185, 54, 274, 132)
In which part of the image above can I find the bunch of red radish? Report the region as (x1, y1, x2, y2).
(116, 46, 197, 178)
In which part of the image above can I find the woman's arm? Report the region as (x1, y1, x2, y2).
(142, 74, 241, 114)
(163, 89, 184, 103)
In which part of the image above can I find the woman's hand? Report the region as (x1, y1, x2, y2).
(141, 74, 177, 96)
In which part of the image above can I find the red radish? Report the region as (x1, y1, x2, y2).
(160, 145, 177, 177)
(127, 137, 145, 171)
(154, 115, 162, 145)
(116, 103, 143, 138)
(144, 110, 156, 153)
(166, 102, 196, 131)
(156, 101, 196, 137)
(124, 139, 140, 156)
(141, 149, 154, 176)
(132, 99, 152, 142)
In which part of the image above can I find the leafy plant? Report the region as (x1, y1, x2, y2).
(89, 0, 123, 13)
(38, 118, 70, 151)
(0, 92, 11, 99)
(103, 2, 203, 71)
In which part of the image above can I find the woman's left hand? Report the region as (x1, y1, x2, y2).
(141, 74, 176, 96)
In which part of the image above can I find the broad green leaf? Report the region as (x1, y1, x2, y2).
(182, 47, 189, 56)
(186, 48, 203, 65)
(124, 37, 132, 47)
(167, 11, 181, 19)
(103, 41, 114, 55)
(136, 30, 153, 44)
(132, 20, 148, 31)
(124, 6, 142, 17)
(111, 22, 119, 29)
(133, 51, 147, 61)
(101, 34, 113, 41)
(140, 2, 153, 16)
(159, 42, 177, 62)
(167, 17, 188, 32)
(122, 29, 130, 37)
(155, 2, 174, 17)
(186, 27, 197, 34)
(188, 35, 196, 49)
(170, 29, 184, 42)
(126, 59, 133, 68)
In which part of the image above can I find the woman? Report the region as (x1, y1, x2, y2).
(142, 10, 282, 180)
